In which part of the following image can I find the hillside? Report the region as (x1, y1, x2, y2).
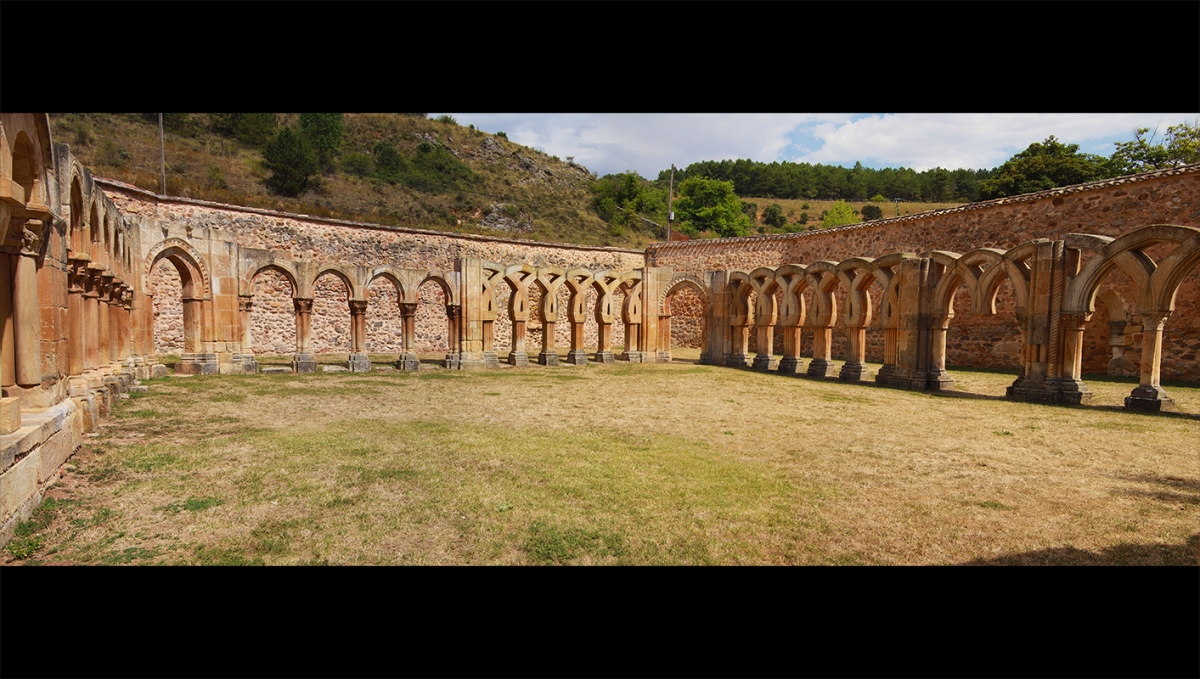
(50, 113, 654, 248)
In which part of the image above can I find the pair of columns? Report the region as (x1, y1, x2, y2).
(501, 317, 640, 367)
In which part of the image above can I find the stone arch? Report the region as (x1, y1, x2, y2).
(1061, 227, 1200, 315)
(1145, 228, 1200, 312)
(245, 261, 300, 299)
(9, 130, 43, 208)
(313, 265, 359, 301)
(661, 275, 709, 356)
(659, 274, 707, 315)
(69, 174, 84, 254)
(367, 268, 407, 303)
(421, 271, 458, 306)
(312, 269, 355, 353)
(144, 238, 210, 299)
(365, 271, 404, 355)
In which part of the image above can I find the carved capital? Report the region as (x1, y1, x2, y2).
(1139, 310, 1171, 331)
(238, 297, 254, 313)
(20, 219, 44, 256)
(349, 300, 368, 315)
(293, 298, 314, 314)
(399, 302, 418, 318)
(1061, 312, 1092, 332)
(445, 304, 461, 320)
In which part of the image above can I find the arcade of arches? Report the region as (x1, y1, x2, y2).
(1, 113, 1198, 547)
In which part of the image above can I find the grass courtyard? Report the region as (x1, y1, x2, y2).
(4, 350, 1197, 565)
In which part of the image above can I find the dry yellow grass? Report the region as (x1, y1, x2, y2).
(4, 356, 1196, 565)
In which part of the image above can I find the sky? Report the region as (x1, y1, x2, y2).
(432, 113, 1200, 179)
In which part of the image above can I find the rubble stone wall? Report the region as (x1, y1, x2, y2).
(648, 168, 1200, 381)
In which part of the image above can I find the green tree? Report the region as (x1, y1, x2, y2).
(262, 127, 318, 196)
(1110, 120, 1200, 174)
(861, 204, 883, 220)
(373, 141, 407, 184)
(298, 113, 344, 169)
(761, 203, 787, 228)
(820, 200, 861, 228)
(978, 136, 1109, 199)
(233, 113, 278, 147)
(674, 177, 751, 238)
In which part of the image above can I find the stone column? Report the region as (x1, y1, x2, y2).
(875, 326, 897, 384)
(752, 323, 778, 371)
(806, 324, 837, 378)
(1, 253, 16, 390)
(1057, 312, 1092, 405)
(236, 296, 258, 374)
(655, 314, 671, 363)
(839, 325, 873, 382)
(922, 315, 953, 390)
(84, 267, 101, 371)
(594, 320, 613, 364)
(292, 297, 316, 373)
(1125, 311, 1176, 412)
(566, 318, 588, 366)
(98, 274, 113, 373)
(67, 259, 86, 376)
(726, 321, 750, 367)
(538, 319, 559, 366)
(396, 302, 419, 371)
(13, 225, 43, 387)
(620, 322, 641, 363)
(442, 304, 462, 369)
(107, 283, 122, 364)
(348, 300, 370, 372)
(0, 252, 18, 434)
(509, 319, 529, 367)
(778, 325, 803, 375)
(118, 291, 132, 361)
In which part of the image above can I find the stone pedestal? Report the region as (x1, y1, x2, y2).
(482, 351, 500, 369)
(752, 354, 779, 371)
(725, 353, 751, 368)
(292, 353, 317, 374)
(233, 353, 260, 374)
(566, 350, 588, 366)
(778, 356, 804, 375)
(396, 354, 420, 371)
(620, 351, 642, 363)
(656, 350, 671, 363)
(1124, 385, 1176, 412)
(508, 351, 529, 367)
(151, 364, 169, 378)
(0, 397, 21, 435)
(924, 368, 954, 391)
(839, 362, 873, 383)
(1057, 377, 1092, 405)
(538, 350, 560, 367)
(593, 351, 615, 364)
(179, 353, 219, 375)
(348, 353, 371, 373)
(806, 358, 837, 378)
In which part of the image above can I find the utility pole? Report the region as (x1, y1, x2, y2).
(666, 164, 675, 241)
(158, 113, 166, 195)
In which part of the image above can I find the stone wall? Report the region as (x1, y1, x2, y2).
(103, 183, 646, 356)
(648, 166, 1200, 381)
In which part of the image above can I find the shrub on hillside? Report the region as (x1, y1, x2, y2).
(762, 203, 787, 228)
(861, 204, 883, 220)
(341, 151, 374, 177)
(820, 200, 861, 228)
(741, 201, 758, 222)
(298, 113, 344, 169)
(234, 113, 279, 148)
(262, 128, 318, 197)
(435, 114, 458, 125)
(870, 194, 887, 202)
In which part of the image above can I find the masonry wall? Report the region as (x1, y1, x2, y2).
(648, 168, 1200, 381)
(103, 184, 645, 356)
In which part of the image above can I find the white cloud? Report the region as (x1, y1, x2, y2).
(437, 113, 1199, 177)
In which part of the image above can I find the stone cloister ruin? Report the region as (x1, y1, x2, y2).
(2, 113, 1198, 545)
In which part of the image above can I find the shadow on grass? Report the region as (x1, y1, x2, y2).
(961, 534, 1199, 566)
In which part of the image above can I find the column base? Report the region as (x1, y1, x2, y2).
(1057, 377, 1093, 405)
(925, 368, 955, 391)
(482, 351, 500, 369)
(725, 353, 751, 368)
(839, 362, 874, 383)
(151, 364, 169, 378)
(396, 354, 421, 371)
(293, 353, 317, 374)
(806, 358, 838, 378)
(0, 397, 21, 435)
(538, 350, 560, 367)
(566, 350, 588, 366)
(1006, 377, 1091, 405)
(875, 365, 896, 385)
(443, 354, 461, 370)
(235, 353, 260, 374)
(348, 353, 372, 372)
(179, 353, 219, 375)
(620, 351, 642, 363)
(778, 356, 804, 375)
(593, 351, 615, 364)
(656, 350, 671, 363)
(1124, 385, 1177, 412)
(508, 351, 529, 367)
(752, 354, 779, 371)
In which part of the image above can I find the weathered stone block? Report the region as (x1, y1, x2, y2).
(839, 363, 874, 383)
(347, 354, 371, 372)
(38, 428, 76, 483)
(566, 350, 588, 366)
(806, 359, 838, 378)
(293, 354, 317, 374)
(752, 354, 779, 371)
(593, 351, 615, 364)
(151, 364, 169, 378)
(508, 352, 529, 367)
(538, 351, 560, 367)
(1125, 385, 1177, 412)
(778, 356, 804, 375)
(0, 398, 20, 435)
(725, 353, 751, 368)
(396, 354, 420, 371)
(482, 351, 500, 369)
(620, 351, 642, 363)
(0, 448, 40, 521)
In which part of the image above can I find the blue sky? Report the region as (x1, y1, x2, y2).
(433, 113, 1199, 178)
